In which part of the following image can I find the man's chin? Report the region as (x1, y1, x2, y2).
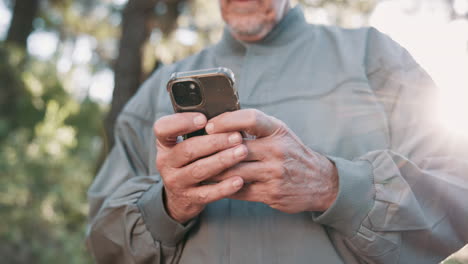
(227, 18, 272, 42)
(229, 26, 266, 42)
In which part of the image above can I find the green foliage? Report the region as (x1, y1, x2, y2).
(0, 43, 100, 263)
(0, 45, 42, 138)
(0, 0, 127, 262)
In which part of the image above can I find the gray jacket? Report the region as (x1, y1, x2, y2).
(86, 7, 468, 264)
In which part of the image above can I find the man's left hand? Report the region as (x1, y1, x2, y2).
(206, 109, 339, 213)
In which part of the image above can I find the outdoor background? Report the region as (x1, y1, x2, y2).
(0, 0, 467, 263)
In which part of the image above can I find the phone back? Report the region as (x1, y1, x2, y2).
(167, 68, 240, 120)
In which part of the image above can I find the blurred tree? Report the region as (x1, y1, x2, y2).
(104, 0, 186, 151)
(1, 0, 42, 141)
(6, 0, 40, 46)
(0, 0, 102, 263)
(0, 0, 196, 261)
(104, 0, 158, 151)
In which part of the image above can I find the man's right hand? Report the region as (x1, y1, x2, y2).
(154, 113, 247, 224)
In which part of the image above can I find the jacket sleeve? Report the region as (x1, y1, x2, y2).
(86, 112, 196, 264)
(313, 28, 468, 263)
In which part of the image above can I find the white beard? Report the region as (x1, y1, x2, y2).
(227, 15, 267, 37)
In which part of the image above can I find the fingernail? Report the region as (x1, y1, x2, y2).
(206, 123, 214, 133)
(193, 115, 206, 127)
(234, 145, 246, 158)
(228, 133, 242, 144)
(232, 178, 243, 188)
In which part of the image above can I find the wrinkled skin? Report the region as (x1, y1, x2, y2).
(154, 113, 247, 223)
(154, 110, 338, 223)
(207, 109, 338, 213)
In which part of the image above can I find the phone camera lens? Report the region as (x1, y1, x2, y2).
(172, 81, 202, 107)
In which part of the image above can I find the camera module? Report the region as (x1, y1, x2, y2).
(172, 81, 203, 107)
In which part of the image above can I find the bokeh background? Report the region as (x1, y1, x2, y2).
(0, 0, 467, 263)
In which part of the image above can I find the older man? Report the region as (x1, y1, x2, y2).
(86, 0, 468, 263)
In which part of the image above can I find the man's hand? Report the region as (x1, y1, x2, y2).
(154, 113, 248, 223)
(207, 109, 339, 213)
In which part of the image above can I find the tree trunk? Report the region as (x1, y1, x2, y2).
(6, 0, 41, 47)
(102, 0, 185, 153)
(1, 0, 41, 141)
(103, 0, 158, 152)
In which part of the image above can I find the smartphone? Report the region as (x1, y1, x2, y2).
(167, 67, 240, 138)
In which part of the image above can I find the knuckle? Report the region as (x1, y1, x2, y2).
(219, 182, 232, 196)
(266, 163, 284, 178)
(180, 143, 195, 161)
(262, 195, 273, 206)
(178, 191, 193, 206)
(267, 182, 283, 200)
(153, 117, 167, 137)
(211, 135, 226, 150)
(180, 190, 190, 200)
(163, 175, 177, 188)
(270, 188, 285, 202)
(269, 143, 285, 158)
(190, 162, 204, 180)
(246, 109, 260, 127)
(277, 164, 286, 177)
(263, 166, 275, 178)
(216, 152, 231, 167)
(217, 148, 235, 168)
(194, 191, 208, 204)
(268, 193, 290, 211)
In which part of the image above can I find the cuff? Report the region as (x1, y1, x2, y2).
(312, 156, 375, 237)
(137, 183, 197, 247)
